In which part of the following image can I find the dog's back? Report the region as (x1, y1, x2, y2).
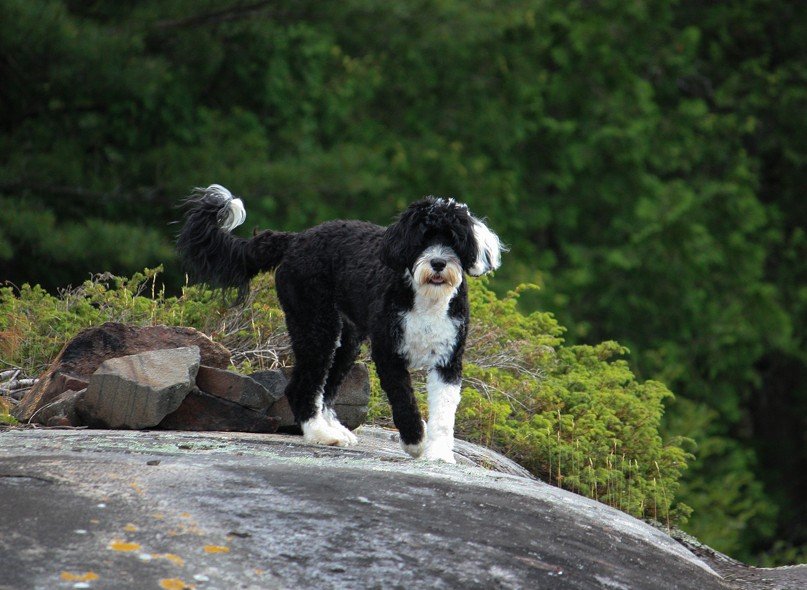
(278, 219, 398, 334)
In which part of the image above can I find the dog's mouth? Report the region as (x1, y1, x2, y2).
(428, 275, 446, 285)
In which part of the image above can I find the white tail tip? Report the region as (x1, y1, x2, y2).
(202, 184, 247, 232)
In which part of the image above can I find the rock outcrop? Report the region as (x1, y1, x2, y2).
(13, 323, 231, 422)
(3, 427, 801, 590)
(12, 323, 371, 434)
(78, 347, 201, 429)
(158, 389, 280, 433)
(251, 364, 370, 431)
(195, 365, 279, 412)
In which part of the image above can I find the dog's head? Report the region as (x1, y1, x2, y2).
(380, 197, 504, 297)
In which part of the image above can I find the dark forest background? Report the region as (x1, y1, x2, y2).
(1, 0, 805, 564)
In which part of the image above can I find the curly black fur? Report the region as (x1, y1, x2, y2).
(176, 188, 502, 455)
(176, 187, 293, 301)
(380, 198, 478, 272)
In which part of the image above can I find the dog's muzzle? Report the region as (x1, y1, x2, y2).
(413, 247, 462, 291)
(428, 258, 448, 285)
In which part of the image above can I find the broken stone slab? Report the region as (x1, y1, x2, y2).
(52, 373, 89, 396)
(195, 365, 278, 412)
(28, 388, 85, 427)
(250, 363, 370, 431)
(77, 346, 200, 429)
(158, 389, 280, 433)
(14, 322, 231, 423)
(328, 363, 370, 429)
(263, 396, 298, 433)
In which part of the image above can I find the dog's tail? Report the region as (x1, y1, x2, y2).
(176, 184, 293, 301)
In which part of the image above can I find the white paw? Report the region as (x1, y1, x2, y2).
(422, 439, 456, 464)
(301, 414, 354, 447)
(401, 438, 426, 459)
(324, 408, 358, 446)
(400, 420, 427, 458)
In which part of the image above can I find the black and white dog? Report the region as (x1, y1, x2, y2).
(177, 185, 503, 462)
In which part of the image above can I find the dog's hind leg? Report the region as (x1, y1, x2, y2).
(323, 319, 363, 405)
(277, 277, 355, 447)
(321, 319, 363, 444)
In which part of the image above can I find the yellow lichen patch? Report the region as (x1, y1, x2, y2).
(178, 512, 192, 518)
(108, 539, 142, 552)
(60, 571, 99, 582)
(153, 553, 185, 567)
(158, 579, 194, 590)
(203, 545, 230, 554)
(152, 512, 165, 520)
(123, 523, 139, 532)
(90, 519, 100, 524)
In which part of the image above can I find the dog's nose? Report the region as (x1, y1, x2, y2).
(430, 258, 447, 272)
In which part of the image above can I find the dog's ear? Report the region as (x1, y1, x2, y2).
(380, 200, 433, 271)
(380, 220, 408, 271)
(467, 216, 504, 276)
(380, 210, 417, 272)
(450, 219, 477, 272)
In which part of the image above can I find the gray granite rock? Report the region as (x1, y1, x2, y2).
(250, 363, 370, 431)
(14, 322, 230, 423)
(1, 427, 776, 590)
(195, 365, 275, 411)
(78, 346, 200, 428)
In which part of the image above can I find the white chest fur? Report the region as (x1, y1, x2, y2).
(398, 296, 461, 370)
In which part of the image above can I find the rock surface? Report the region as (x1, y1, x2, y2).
(195, 365, 277, 411)
(14, 323, 231, 423)
(78, 347, 200, 429)
(3, 427, 800, 590)
(158, 388, 280, 433)
(251, 363, 370, 431)
(28, 388, 85, 427)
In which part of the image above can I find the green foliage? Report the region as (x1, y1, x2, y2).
(0, 400, 17, 425)
(1, 0, 804, 563)
(1, 270, 690, 525)
(0, 268, 290, 377)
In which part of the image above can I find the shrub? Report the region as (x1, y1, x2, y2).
(0, 267, 290, 377)
(0, 269, 691, 524)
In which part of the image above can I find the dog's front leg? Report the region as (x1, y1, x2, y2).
(372, 350, 427, 458)
(423, 369, 461, 463)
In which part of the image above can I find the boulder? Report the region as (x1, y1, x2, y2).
(28, 389, 85, 427)
(195, 366, 278, 412)
(77, 346, 200, 429)
(250, 363, 370, 431)
(51, 374, 89, 397)
(327, 363, 371, 430)
(6, 427, 790, 590)
(158, 389, 280, 433)
(14, 322, 231, 423)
